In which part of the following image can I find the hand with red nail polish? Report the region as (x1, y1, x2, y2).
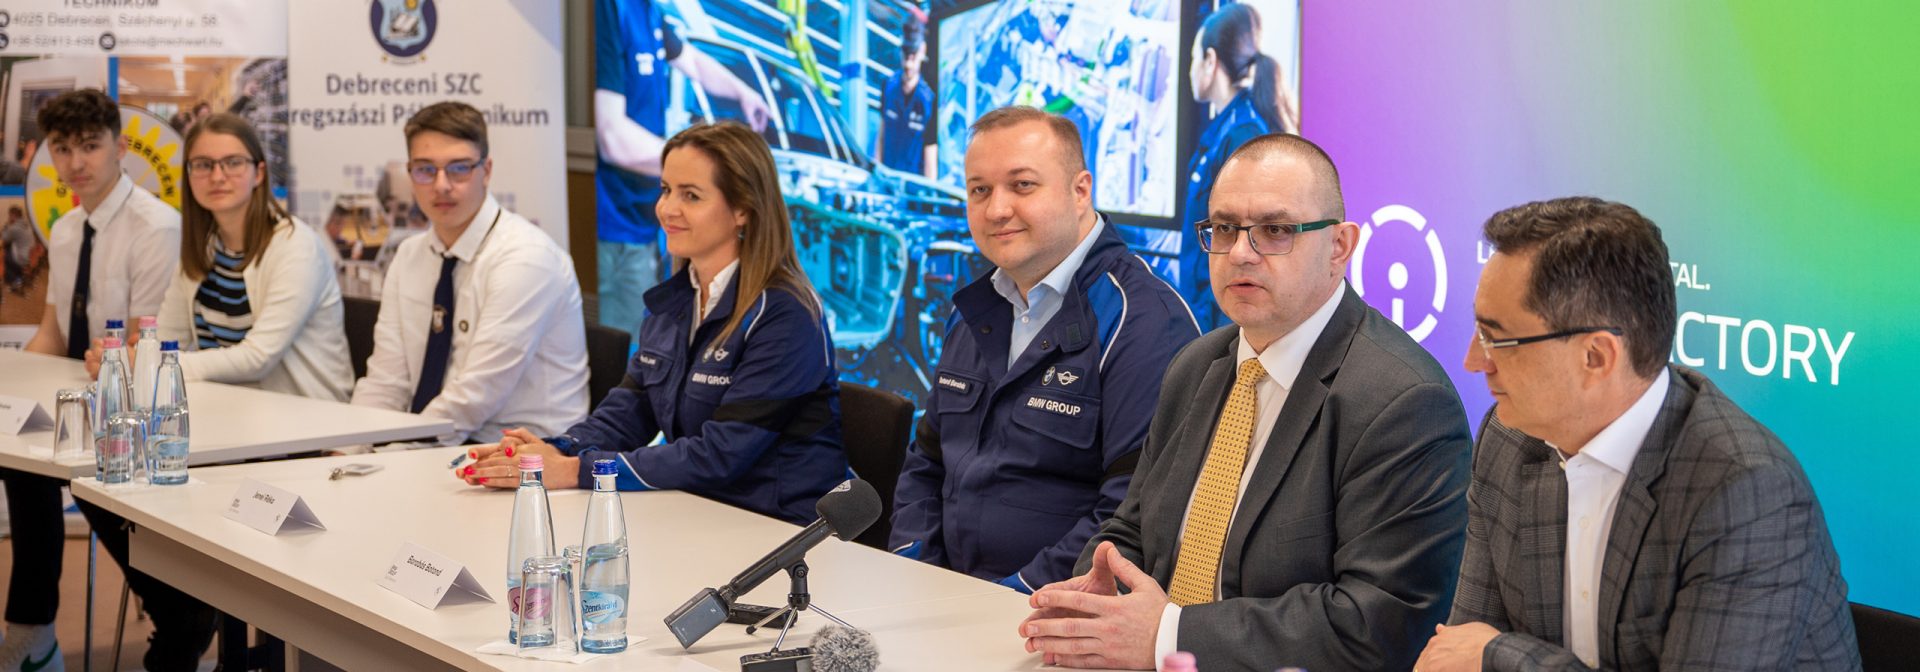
(465, 428, 576, 490)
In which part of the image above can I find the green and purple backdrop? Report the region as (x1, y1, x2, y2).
(1310, 1, 1918, 614)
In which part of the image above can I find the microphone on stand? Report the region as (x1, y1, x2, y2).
(666, 480, 882, 649)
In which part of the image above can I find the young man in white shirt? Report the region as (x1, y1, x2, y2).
(351, 101, 589, 444)
(2, 89, 189, 672)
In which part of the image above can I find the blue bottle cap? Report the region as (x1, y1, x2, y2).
(593, 459, 616, 476)
(106, 319, 125, 329)
(160, 340, 179, 351)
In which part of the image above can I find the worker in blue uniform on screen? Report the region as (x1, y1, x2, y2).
(1178, 3, 1298, 331)
(874, 18, 935, 177)
(594, 0, 774, 341)
(463, 123, 847, 525)
(890, 107, 1198, 592)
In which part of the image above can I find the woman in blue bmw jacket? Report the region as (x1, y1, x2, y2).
(460, 121, 847, 525)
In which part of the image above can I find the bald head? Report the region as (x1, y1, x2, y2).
(1218, 133, 1344, 221)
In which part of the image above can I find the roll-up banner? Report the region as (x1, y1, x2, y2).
(286, 0, 567, 299)
(0, 0, 286, 346)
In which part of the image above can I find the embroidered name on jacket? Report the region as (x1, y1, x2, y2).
(1025, 396, 1082, 417)
(937, 375, 972, 393)
(691, 372, 732, 386)
(638, 354, 660, 366)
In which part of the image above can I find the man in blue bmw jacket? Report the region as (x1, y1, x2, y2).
(890, 106, 1199, 592)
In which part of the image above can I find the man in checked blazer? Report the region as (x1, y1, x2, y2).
(1019, 134, 1474, 670)
(1416, 197, 1859, 671)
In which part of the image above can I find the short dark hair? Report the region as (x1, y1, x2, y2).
(901, 19, 926, 58)
(404, 101, 488, 157)
(1483, 196, 1675, 378)
(968, 106, 1086, 175)
(36, 89, 120, 142)
(1221, 133, 1344, 220)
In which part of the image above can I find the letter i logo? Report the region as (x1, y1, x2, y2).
(1350, 204, 1448, 343)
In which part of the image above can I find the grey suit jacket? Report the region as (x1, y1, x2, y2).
(1451, 366, 1860, 670)
(1081, 286, 1473, 670)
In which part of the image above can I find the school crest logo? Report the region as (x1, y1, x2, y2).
(370, 0, 438, 62)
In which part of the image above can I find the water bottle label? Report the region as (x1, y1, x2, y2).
(509, 586, 552, 619)
(582, 591, 627, 624)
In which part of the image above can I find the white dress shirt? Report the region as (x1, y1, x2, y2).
(1556, 367, 1670, 668)
(350, 195, 590, 443)
(157, 218, 354, 402)
(45, 174, 181, 342)
(1154, 282, 1346, 667)
(989, 215, 1105, 369)
(690, 259, 740, 340)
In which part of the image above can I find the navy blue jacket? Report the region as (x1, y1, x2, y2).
(552, 269, 848, 525)
(891, 220, 1199, 590)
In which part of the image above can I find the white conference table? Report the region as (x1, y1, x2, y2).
(72, 448, 1100, 671)
(0, 349, 453, 479)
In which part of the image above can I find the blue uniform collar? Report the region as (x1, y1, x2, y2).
(955, 214, 1126, 372)
(644, 265, 745, 336)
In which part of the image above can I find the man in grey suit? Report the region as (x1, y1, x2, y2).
(1416, 197, 1859, 671)
(1019, 134, 1472, 670)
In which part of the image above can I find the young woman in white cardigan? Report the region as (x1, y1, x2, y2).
(72, 112, 358, 672)
(137, 113, 353, 401)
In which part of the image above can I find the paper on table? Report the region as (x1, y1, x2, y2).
(473, 639, 597, 664)
(0, 395, 54, 435)
(95, 478, 211, 493)
(54, 450, 96, 466)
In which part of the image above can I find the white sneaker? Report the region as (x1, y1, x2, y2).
(0, 624, 60, 672)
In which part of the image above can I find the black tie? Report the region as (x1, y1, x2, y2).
(411, 254, 458, 413)
(66, 221, 95, 359)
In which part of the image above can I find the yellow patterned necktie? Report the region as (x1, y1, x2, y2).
(1167, 357, 1267, 606)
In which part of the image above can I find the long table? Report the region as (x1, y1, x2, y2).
(0, 349, 454, 479)
(71, 447, 1089, 671)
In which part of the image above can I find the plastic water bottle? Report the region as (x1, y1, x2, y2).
(95, 338, 138, 483)
(132, 316, 162, 414)
(579, 459, 630, 653)
(146, 342, 190, 485)
(506, 454, 556, 645)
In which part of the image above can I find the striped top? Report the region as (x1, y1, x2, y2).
(193, 239, 254, 349)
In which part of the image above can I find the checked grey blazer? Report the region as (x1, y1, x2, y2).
(1450, 365, 1859, 670)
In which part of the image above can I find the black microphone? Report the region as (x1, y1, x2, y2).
(666, 479, 882, 649)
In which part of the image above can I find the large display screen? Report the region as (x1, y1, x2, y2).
(934, 0, 1183, 219)
(597, 0, 1300, 404)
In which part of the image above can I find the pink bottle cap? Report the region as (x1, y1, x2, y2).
(101, 337, 123, 349)
(138, 315, 157, 328)
(518, 454, 543, 471)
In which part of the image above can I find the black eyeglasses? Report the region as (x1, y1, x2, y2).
(1474, 325, 1623, 359)
(408, 159, 483, 185)
(186, 155, 256, 177)
(1196, 219, 1337, 256)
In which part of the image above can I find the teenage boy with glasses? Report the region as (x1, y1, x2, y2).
(349, 101, 590, 445)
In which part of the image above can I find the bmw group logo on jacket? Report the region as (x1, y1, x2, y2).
(550, 268, 848, 525)
(892, 219, 1200, 591)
